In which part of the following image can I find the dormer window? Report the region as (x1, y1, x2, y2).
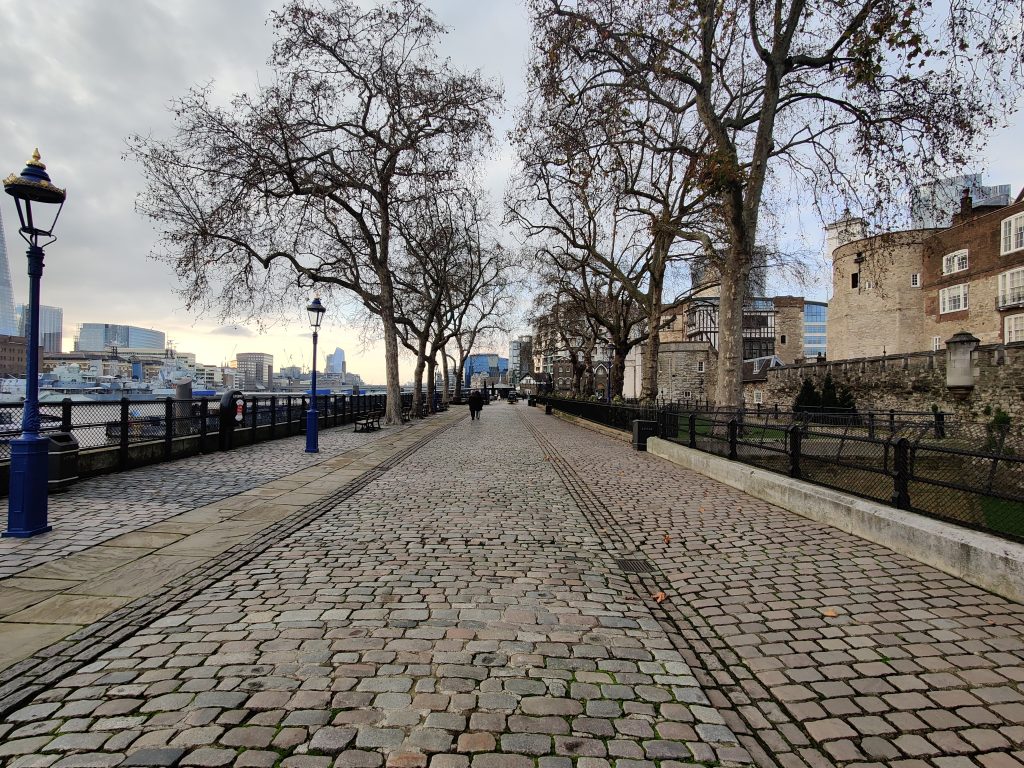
(942, 249, 969, 275)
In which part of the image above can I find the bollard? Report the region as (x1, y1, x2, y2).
(788, 425, 802, 479)
(893, 438, 911, 510)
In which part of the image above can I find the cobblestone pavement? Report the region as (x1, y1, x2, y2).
(0, 426, 393, 579)
(523, 407, 1024, 768)
(0, 403, 747, 767)
(0, 403, 1021, 768)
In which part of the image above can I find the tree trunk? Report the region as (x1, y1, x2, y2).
(379, 279, 404, 426)
(442, 347, 453, 403)
(713, 258, 749, 410)
(455, 357, 465, 399)
(640, 246, 667, 401)
(426, 355, 437, 413)
(611, 344, 628, 399)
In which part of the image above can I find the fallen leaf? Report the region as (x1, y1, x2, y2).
(698, 507, 705, 513)
(663, 533, 671, 544)
(821, 608, 839, 618)
(654, 591, 667, 603)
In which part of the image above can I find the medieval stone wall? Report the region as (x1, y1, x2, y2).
(764, 342, 1024, 419)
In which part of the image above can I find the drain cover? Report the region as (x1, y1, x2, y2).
(615, 558, 655, 574)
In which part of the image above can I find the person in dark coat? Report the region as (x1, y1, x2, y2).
(468, 390, 483, 420)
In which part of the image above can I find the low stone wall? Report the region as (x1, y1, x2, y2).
(765, 342, 1024, 419)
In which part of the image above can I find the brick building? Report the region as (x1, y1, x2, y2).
(0, 334, 43, 377)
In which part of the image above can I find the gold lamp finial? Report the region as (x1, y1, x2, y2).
(27, 148, 45, 169)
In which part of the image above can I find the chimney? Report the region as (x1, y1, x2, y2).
(959, 187, 973, 217)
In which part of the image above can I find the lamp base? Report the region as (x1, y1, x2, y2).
(5, 433, 51, 538)
(305, 409, 319, 453)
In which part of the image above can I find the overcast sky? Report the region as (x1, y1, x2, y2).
(0, 0, 1021, 384)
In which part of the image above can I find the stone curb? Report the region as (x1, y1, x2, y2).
(647, 436, 1024, 604)
(549, 410, 630, 442)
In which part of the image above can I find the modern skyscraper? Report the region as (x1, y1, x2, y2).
(326, 347, 346, 375)
(17, 304, 62, 353)
(75, 323, 165, 351)
(235, 352, 274, 389)
(911, 174, 1012, 229)
(0, 209, 20, 336)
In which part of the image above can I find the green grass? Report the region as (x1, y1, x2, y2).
(981, 496, 1024, 540)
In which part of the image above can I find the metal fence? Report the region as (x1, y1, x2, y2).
(0, 392, 397, 464)
(539, 396, 1024, 543)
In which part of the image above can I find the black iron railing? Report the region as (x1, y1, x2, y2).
(539, 396, 1024, 543)
(0, 392, 412, 466)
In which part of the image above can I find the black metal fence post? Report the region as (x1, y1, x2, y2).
(164, 397, 174, 458)
(893, 437, 911, 510)
(688, 413, 697, 448)
(889, 409, 896, 432)
(286, 396, 293, 434)
(934, 411, 946, 439)
(270, 395, 277, 438)
(301, 395, 307, 431)
(61, 398, 72, 432)
(119, 398, 130, 469)
(199, 398, 209, 449)
(788, 425, 802, 479)
(728, 419, 738, 459)
(867, 412, 875, 440)
(251, 397, 258, 445)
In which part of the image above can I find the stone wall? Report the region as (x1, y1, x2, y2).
(657, 341, 714, 401)
(773, 296, 805, 364)
(764, 341, 1024, 419)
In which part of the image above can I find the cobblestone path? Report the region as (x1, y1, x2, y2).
(0, 405, 747, 768)
(0, 403, 1021, 768)
(0, 426, 393, 578)
(522, 407, 1024, 768)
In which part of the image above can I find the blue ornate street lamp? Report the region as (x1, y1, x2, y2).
(305, 297, 325, 453)
(3, 150, 66, 538)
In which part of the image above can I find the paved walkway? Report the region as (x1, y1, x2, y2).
(0, 426, 395, 579)
(0, 402, 1020, 768)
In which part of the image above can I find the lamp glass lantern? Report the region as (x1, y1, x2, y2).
(307, 297, 326, 330)
(4, 148, 66, 243)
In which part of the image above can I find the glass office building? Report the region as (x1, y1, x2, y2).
(804, 301, 828, 358)
(75, 323, 166, 352)
(17, 304, 63, 353)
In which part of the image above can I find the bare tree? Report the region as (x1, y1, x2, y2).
(511, 48, 718, 400)
(533, 0, 1023, 406)
(130, 0, 501, 424)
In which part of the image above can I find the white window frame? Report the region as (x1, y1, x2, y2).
(682, 390, 692, 399)
(697, 361, 705, 373)
(942, 249, 969, 275)
(753, 390, 763, 405)
(1006, 315, 1024, 343)
(1002, 212, 1024, 255)
(911, 273, 920, 288)
(932, 336, 942, 351)
(939, 283, 969, 314)
(998, 267, 1024, 308)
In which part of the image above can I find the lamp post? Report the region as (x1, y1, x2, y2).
(3, 150, 66, 538)
(305, 297, 325, 453)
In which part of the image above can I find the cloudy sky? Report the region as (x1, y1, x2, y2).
(0, 0, 1021, 383)
(0, 0, 531, 383)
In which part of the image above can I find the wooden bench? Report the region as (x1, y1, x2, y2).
(354, 410, 384, 433)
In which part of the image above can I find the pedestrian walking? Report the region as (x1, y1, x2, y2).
(468, 390, 483, 420)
